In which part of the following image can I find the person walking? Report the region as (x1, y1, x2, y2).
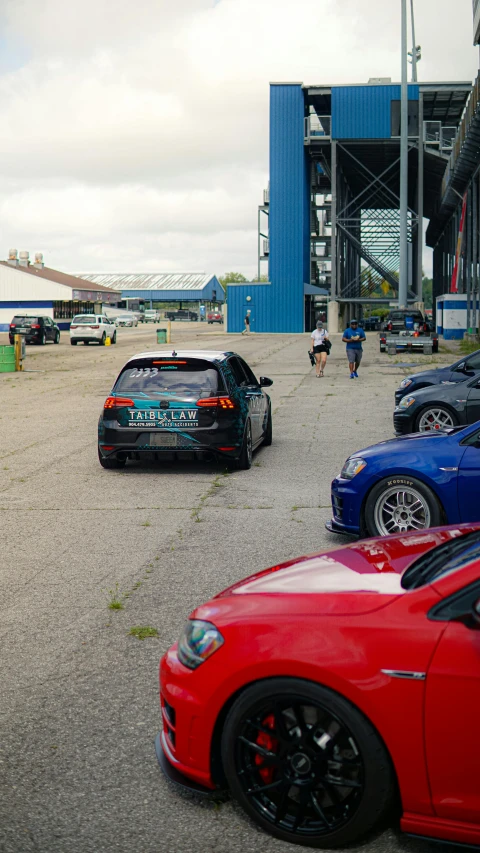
(342, 318, 366, 379)
(310, 320, 329, 377)
(242, 310, 251, 335)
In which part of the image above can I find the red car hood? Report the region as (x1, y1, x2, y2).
(196, 525, 480, 619)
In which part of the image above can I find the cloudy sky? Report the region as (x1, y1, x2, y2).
(0, 0, 478, 278)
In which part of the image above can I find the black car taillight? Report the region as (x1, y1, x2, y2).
(104, 396, 134, 410)
(196, 396, 236, 409)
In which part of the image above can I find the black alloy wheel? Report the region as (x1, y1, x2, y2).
(221, 679, 394, 848)
(100, 333, 106, 346)
(232, 420, 252, 470)
(112, 332, 117, 344)
(54, 332, 60, 344)
(98, 447, 126, 469)
(263, 406, 273, 446)
(40, 332, 46, 345)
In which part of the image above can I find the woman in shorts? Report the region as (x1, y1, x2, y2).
(310, 320, 329, 377)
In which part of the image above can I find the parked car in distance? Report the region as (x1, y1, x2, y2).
(157, 523, 480, 849)
(144, 310, 161, 323)
(207, 311, 223, 324)
(362, 316, 382, 331)
(382, 309, 430, 334)
(395, 348, 480, 405)
(9, 315, 60, 345)
(165, 310, 198, 322)
(70, 314, 117, 346)
(115, 313, 138, 327)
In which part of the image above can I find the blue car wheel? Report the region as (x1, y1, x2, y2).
(364, 476, 443, 536)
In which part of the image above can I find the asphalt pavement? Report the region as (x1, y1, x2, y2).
(0, 325, 460, 853)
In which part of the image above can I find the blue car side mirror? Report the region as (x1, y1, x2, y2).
(259, 377, 273, 387)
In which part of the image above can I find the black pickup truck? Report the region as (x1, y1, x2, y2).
(164, 310, 198, 322)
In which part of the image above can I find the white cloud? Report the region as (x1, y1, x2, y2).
(0, 0, 477, 278)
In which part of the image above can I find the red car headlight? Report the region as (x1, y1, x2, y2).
(177, 620, 224, 669)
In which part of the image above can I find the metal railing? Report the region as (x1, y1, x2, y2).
(441, 72, 480, 197)
(423, 121, 457, 153)
(304, 115, 332, 143)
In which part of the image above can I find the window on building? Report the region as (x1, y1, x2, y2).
(391, 101, 419, 137)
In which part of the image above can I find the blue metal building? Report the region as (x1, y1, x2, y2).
(78, 272, 224, 309)
(228, 79, 471, 334)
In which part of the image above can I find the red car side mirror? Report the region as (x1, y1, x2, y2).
(472, 599, 480, 626)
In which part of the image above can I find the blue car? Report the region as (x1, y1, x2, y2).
(328, 421, 480, 537)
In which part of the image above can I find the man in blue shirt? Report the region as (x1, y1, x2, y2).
(342, 319, 366, 379)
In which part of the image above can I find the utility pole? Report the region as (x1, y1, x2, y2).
(410, 0, 417, 82)
(399, 0, 409, 309)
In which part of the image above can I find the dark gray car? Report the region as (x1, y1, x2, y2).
(394, 371, 480, 435)
(395, 349, 480, 405)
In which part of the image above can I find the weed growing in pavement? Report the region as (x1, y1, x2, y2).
(105, 583, 124, 610)
(459, 338, 480, 355)
(132, 581, 142, 590)
(141, 520, 151, 527)
(128, 626, 159, 640)
(253, 461, 262, 467)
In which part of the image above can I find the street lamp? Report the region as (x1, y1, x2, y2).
(399, 0, 409, 309)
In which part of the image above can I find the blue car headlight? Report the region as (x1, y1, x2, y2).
(399, 395, 416, 409)
(399, 377, 413, 389)
(178, 620, 224, 670)
(340, 457, 367, 479)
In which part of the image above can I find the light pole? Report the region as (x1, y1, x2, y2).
(399, 0, 409, 308)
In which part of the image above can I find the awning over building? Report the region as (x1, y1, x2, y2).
(77, 272, 224, 303)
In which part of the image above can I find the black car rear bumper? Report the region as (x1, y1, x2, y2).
(98, 425, 242, 461)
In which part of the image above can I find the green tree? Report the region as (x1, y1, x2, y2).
(219, 272, 247, 294)
(422, 276, 433, 309)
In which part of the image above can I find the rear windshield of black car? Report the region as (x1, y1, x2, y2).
(114, 358, 224, 401)
(12, 316, 38, 324)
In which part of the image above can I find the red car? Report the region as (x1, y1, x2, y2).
(207, 311, 223, 324)
(157, 524, 480, 848)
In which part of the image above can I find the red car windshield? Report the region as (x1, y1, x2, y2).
(402, 529, 480, 590)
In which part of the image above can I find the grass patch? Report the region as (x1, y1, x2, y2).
(459, 338, 480, 355)
(105, 583, 124, 610)
(128, 625, 159, 640)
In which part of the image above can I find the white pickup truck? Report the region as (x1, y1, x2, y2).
(144, 310, 161, 323)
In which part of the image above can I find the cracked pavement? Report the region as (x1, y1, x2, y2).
(0, 324, 458, 853)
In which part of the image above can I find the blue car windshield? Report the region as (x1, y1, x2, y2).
(402, 530, 480, 590)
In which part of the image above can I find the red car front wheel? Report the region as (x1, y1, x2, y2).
(221, 678, 394, 848)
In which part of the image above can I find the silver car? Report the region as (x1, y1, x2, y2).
(115, 313, 138, 328)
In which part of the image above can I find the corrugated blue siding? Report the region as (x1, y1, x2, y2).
(268, 84, 309, 332)
(226, 283, 272, 333)
(332, 85, 419, 139)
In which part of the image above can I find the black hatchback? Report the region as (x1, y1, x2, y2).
(98, 350, 273, 470)
(9, 315, 60, 345)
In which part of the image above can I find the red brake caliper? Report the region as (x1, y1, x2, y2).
(255, 713, 278, 783)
